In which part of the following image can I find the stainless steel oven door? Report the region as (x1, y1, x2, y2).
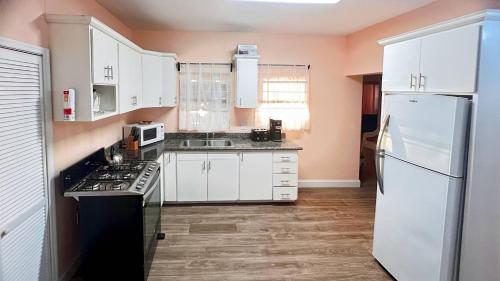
(143, 168, 161, 267)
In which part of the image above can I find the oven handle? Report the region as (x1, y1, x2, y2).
(143, 169, 161, 206)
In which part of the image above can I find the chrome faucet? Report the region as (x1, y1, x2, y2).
(206, 132, 215, 141)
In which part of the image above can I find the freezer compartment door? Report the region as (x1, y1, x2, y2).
(381, 94, 469, 177)
(373, 156, 463, 281)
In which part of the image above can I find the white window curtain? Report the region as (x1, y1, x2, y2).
(255, 64, 310, 131)
(179, 63, 231, 131)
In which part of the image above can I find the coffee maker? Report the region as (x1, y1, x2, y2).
(269, 119, 282, 142)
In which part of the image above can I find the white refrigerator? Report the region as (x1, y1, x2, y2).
(372, 94, 470, 281)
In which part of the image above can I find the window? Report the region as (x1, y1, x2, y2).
(255, 64, 310, 131)
(179, 63, 231, 131)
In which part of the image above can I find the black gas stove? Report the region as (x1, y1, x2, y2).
(64, 156, 158, 197)
(61, 148, 163, 281)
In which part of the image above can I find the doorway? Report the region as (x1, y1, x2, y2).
(359, 74, 382, 184)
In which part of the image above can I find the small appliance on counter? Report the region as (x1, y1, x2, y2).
(269, 119, 282, 142)
(123, 121, 165, 147)
(251, 128, 269, 142)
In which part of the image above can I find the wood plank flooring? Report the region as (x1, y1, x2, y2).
(149, 184, 393, 281)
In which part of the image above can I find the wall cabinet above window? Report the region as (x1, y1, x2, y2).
(46, 15, 177, 122)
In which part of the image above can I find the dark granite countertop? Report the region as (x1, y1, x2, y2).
(114, 132, 303, 161)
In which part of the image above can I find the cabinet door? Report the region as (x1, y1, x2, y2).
(381, 39, 421, 92)
(91, 28, 118, 85)
(240, 152, 273, 200)
(142, 54, 162, 108)
(163, 153, 177, 202)
(419, 25, 480, 93)
(207, 153, 239, 201)
(177, 154, 207, 201)
(118, 43, 142, 113)
(235, 58, 258, 108)
(162, 57, 177, 107)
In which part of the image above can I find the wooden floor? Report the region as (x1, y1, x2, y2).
(149, 183, 393, 281)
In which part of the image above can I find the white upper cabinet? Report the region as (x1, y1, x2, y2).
(235, 57, 258, 108)
(142, 53, 177, 108)
(46, 15, 177, 121)
(381, 24, 481, 94)
(419, 25, 480, 93)
(118, 43, 142, 113)
(381, 39, 421, 92)
(91, 28, 118, 85)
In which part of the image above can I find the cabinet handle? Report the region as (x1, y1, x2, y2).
(208, 161, 212, 171)
(281, 168, 291, 173)
(241, 153, 244, 162)
(110, 66, 113, 80)
(409, 74, 416, 89)
(104, 66, 109, 79)
(202, 161, 206, 172)
(418, 73, 425, 90)
(281, 180, 290, 185)
(281, 156, 291, 162)
(159, 97, 162, 105)
(239, 97, 242, 106)
(0, 230, 7, 239)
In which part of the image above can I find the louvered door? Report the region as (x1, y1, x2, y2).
(0, 47, 50, 281)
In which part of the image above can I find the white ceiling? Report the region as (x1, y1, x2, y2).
(96, 0, 436, 35)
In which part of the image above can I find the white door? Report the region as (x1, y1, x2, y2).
(177, 154, 207, 201)
(239, 152, 273, 200)
(373, 156, 463, 281)
(207, 153, 239, 201)
(162, 57, 177, 107)
(163, 153, 177, 202)
(119, 43, 142, 113)
(419, 25, 480, 93)
(382, 94, 469, 177)
(381, 39, 421, 92)
(142, 53, 162, 108)
(0, 48, 51, 280)
(236, 58, 258, 108)
(91, 28, 118, 85)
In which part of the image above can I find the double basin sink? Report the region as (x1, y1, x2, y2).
(180, 139, 234, 148)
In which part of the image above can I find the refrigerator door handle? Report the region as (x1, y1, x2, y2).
(375, 114, 390, 194)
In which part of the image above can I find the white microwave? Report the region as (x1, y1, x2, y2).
(123, 122, 165, 147)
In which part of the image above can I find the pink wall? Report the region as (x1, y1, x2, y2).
(345, 0, 500, 76)
(133, 30, 363, 180)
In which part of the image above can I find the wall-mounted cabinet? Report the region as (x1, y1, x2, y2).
(234, 55, 259, 108)
(142, 52, 177, 108)
(382, 24, 480, 93)
(46, 15, 177, 121)
(118, 43, 142, 113)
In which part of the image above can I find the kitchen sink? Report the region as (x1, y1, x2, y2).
(180, 139, 234, 148)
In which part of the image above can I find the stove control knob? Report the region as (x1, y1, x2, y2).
(145, 172, 151, 176)
(136, 184, 143, 189)
(148, 167, 153, 171)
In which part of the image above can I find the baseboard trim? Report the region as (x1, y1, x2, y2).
(59, 255, 80, 281)
(299, 179, 361, 188)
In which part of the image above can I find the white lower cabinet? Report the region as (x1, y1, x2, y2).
(177, 153, 207, 202)
(169, 150, 298, 202)
(272, 152, 299, 201)
(163, 152, 177, 202)
(157, 154, 165, 203)
(239, 152, 273, 200)
(207, 153, 239, 201)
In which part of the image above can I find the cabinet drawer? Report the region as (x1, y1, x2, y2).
(273, 174, 298, 187)
(273, 152, 298, 163)
(273, 162, 298, 174)
(273, 187, 298, 201)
